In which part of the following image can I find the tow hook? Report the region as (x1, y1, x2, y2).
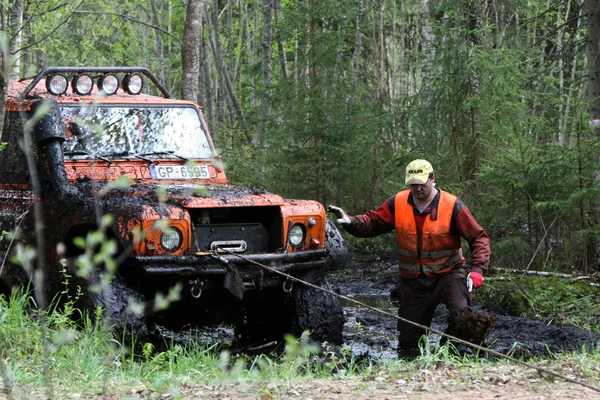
(189, 279, 203, 299)
(282, 279, 293, 293)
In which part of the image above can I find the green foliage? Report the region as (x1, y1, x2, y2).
(11, 0, 600, 275)
(477, 275, 600, 331)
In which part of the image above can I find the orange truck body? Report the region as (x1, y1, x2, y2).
(0, 67, 346, 344)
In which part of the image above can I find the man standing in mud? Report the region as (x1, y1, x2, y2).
(328, 159, 491, 358)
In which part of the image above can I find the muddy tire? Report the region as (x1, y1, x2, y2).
(290, 277, 344, 345)
(286, 220, 346, 344)
(235, 219, 347, 348)
(325, 219, 349, 270)
(0, 262, 32, 298)
(63, 269, 150, 344)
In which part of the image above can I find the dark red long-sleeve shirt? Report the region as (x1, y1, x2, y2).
(344, 189, 491, 274)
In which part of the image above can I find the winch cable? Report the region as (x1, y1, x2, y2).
(215, 247, 600, 394)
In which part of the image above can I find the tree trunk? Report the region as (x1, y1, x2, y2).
(9, 0, 24, 76)
(150, 0, 167, 91)
(585, 0, 600, 272)
(209, 0, 249, 138)
(349, 0, 363, 103)
(274, 0, 288, 80)
(420, 0, 435, 83)
(258, 0, 273, 147)
(181, 0, 205, 102)
(370, 0, 388, 205)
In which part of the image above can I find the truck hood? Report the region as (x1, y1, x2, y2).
(163, 184, 286, 208)
(83, 182, 285, 208)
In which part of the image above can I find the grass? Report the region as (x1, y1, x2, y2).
(1, 289, 599, 399)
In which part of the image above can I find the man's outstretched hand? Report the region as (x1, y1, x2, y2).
(327, 205, 351, 225)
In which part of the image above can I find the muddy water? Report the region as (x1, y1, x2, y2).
(337, 282, 449, 360)
(331, 252, 600, 360)
(340, 291, 399, 360)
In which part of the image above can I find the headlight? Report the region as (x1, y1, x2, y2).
(45, 74, 68, 95)
(97, 73, 120, 95)
(122, 73, 144, 95)
(288, 224, 306, 247)
(160, 227, 183, 252)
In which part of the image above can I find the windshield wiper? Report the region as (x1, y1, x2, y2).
(102, 151, 131, 158)
(138, 151, 188, 161)
(64, 150, 112, 164)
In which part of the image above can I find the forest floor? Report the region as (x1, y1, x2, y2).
(127, 251, 600, 399)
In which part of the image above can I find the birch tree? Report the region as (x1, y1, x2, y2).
(182, 0, 205, 102)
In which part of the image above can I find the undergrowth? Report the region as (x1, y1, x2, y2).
(476, 275, 600, 331)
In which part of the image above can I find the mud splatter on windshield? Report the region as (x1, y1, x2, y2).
(60, 105, 213, 159)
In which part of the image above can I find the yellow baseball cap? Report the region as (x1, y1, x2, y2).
(405, 159, 433, 185)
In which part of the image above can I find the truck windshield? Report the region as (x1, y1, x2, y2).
(61, 105, 213, 159)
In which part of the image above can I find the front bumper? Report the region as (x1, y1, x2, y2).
(134, 248, 330, 278)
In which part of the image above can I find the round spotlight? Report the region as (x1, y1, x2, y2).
(45, 74, 68, 96)
(122, 73, 144, 95)
(97, 73, 119, 95)
(71, 73, 94, 95)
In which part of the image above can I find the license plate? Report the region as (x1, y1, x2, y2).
(151, 164, 210, 180)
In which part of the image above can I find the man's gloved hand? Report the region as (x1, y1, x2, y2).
(467, 271, 484, 291)
(327, 205, 351, 225)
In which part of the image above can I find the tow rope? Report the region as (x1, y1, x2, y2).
(214, 247, 600, 394)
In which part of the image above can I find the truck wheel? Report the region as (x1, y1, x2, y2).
(63, 269, 150, 344)
(289, 275, 344, 345)
(325, 219, 349, 270)
(236, 282, 344, 349)
(286, 220, 346, 345)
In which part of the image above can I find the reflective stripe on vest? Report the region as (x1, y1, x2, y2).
(394, 189, 465, 278)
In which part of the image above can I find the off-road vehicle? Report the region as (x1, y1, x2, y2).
(0, 67, 347, 346)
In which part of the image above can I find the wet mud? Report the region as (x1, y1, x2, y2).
(334, 252, 600, 361)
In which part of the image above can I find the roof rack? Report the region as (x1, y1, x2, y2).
(19, 66, 172, 100)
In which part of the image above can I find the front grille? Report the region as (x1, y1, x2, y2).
(188, 206, 283, 252)
(193, 223, 269, 253)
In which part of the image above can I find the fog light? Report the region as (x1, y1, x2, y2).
(122, 73, 144, 95)
(45, 74, 68, 95)
(97, 73, 119, 95)
(288, 224, 306, 247)
(71, 74, 94, 95)
(160, 227, 183, 252)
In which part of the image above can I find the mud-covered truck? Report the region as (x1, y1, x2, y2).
(0, 67, 347, 346)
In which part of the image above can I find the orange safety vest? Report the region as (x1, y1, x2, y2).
(394, 189, 465, 278)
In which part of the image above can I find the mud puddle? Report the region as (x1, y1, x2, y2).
(340, 290, 398, 360)
(337, 281, 448, 360)
(333, 251, 600, 361)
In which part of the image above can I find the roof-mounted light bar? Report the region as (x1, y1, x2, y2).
(20, 67, 172, 100)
